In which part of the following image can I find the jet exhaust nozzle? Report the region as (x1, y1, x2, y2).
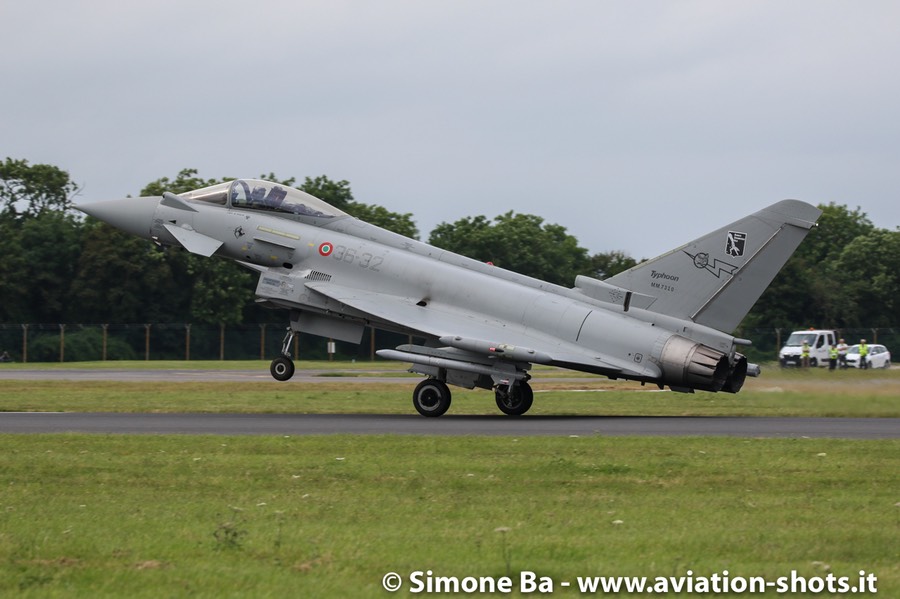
(659, 335, 729, 392)
(721, 353, 749, 393)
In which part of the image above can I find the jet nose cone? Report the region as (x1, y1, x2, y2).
(77, 196, 161, 238)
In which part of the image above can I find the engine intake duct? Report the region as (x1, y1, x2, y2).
(659, 336, 729, 392)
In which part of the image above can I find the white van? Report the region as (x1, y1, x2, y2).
(778, 330, 837, 367)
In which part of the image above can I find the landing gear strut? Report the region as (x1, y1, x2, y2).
(270, 328, 296, 381)
(495, 381, 534, 416)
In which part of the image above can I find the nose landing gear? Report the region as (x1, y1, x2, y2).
(270, 328, 296, 381)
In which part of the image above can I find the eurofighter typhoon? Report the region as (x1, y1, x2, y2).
(78, 180, 821, 416)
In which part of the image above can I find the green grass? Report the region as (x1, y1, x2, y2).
(1, 362, 897, 597)
(1, 363, 898, 416)
(0, 435, 897, 598)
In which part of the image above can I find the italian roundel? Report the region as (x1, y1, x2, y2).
(318, 242, 334, 256)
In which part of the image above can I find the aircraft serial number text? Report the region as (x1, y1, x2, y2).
(331, 245, 384, 271)
(651, 281, 676, 293)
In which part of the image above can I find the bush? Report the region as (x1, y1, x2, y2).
(28, 327, 137, 362)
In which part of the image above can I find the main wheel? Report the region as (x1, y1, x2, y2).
(495, 382, 534, 416)
(270, 356, 295, 381)
(412, 379, 452, 417)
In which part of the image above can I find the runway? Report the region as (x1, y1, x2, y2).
(2, 367, 897, 438)
(0, 368, 412, 384)
(0, 412, 897, 438)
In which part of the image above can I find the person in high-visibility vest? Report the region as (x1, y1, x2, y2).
(829, 344, 839, 371)
(859, 339, 869, 370)
(801, 340, 811, 368)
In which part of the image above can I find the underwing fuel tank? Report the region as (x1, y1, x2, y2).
(438, 335, 554, 364)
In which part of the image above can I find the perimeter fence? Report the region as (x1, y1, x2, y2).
(0, 323, 897, 364)
(0, 323, 416, 363)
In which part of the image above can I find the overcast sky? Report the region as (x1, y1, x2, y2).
(3, 1, 898, 258)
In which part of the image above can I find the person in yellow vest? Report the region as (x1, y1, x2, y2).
(801, 340, 811, 368)
(858, 339, 869, 370)
(829, 344, 839, 370)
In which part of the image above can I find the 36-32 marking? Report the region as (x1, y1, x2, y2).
(331, 244, 384, 271)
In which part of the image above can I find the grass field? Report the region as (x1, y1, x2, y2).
(1, 361, 899, 417)
(0, 362, 898, 597)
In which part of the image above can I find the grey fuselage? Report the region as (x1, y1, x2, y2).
(149, 187, 736, 388)
(81, 178, 823, 396)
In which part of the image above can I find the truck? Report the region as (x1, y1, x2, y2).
(778, 329, 837, 367)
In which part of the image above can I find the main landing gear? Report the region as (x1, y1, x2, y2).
(270, 324, 536, 416)
(270, 328, 296, 381)
(494, 382, 533, 416)
(411, 378, 534, 417)
(412, 379, 452, 417)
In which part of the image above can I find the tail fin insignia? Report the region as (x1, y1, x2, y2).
(725, 231, 746, 257)
(604, 199, 822, 333)
(684, 251, 739, 279)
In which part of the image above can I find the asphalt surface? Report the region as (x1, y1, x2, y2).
(0, 412, 896, 438)
(0, 368, 412, 384)
(1, 367, 897, 438)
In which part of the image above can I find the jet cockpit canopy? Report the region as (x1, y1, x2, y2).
(181, 179, 348, 222)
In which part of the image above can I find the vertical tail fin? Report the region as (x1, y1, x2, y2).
(604, 200, 822, 332)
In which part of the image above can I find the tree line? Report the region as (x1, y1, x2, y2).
(2, 157, 897, 340)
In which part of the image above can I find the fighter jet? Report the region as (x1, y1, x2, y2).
(78, 180, 822, 416)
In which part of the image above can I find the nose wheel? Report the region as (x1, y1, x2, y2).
(270, 356, 295, 381)
(270, 328, 297, 381)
